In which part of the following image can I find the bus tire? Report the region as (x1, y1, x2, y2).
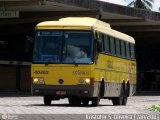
(76, 99, 81, 105)
(68, 97, 81, 106)
(127, 82, 130, 97)
(100, 80, 105, 98)
(112, 85, 123, 106)
(92, 88, 100, 106)
(44, 96, 52, 105)
(68, 97, 76, 105)
(92, 97, 100, 106)
(122, 84, 128, 105)
(82, 99, 89, 106)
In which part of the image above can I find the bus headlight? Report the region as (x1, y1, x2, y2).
(33, 77, 45, 84)
(79, 78, 94, 85)
(85, 78, 90, 84)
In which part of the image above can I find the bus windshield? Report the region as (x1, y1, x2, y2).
(33, 30, 93, 64)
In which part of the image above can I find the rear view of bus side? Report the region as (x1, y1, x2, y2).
(31, 17, 136, 106)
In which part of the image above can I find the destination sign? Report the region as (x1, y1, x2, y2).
(0, 11, 19, 18)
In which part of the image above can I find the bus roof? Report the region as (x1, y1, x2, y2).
(36, 17, 135, 44)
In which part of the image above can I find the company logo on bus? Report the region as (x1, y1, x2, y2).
(34, 70, 49, 74)
(72, 70, 90, 75)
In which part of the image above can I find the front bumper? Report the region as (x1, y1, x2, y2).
(31, 84, 94, 97)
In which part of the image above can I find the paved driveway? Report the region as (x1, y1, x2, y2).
(0, 95, 159, 120)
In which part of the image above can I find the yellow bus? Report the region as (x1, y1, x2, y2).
(31, 17, 136, 106)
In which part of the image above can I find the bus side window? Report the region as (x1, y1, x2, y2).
(131, 44, 135, 59)
(129, 43, 132, 58)
(114, 38, 117, 55)
(97, 33, 103, 53)
(110, 37, 116, 55)
(116, 38, 120, 56)
(104, 35, 110, 54)
(121, 41, 126, 57)
(126, 42, 130, 58)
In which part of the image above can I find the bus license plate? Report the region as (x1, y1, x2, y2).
(56, 91, 66, 95)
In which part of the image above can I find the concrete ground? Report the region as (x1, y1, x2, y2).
(0, 93, 159, 120)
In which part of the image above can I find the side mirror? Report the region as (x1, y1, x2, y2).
(25, 36, 33, 53)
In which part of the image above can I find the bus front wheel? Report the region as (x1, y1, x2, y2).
(82, 99, 89, 106)
(68, 98, 76, 105)
(92, 97, 100, 106)
(68, 97, 81, 106)
(44, 96, 52, 105)
(92, 84, 101, 106)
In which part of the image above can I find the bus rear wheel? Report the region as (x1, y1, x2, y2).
(122, 84, 128, 105)
(44, 96, 52, 105)
(112, 86, 123, 106)
(112, 84, 128, 106)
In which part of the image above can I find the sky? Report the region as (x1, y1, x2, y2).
(98, 0, 127, 5)
(98, 0, 160, 12)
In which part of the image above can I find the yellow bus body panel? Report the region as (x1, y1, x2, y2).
(31, 64, 95, 85)
(95, 54, 136, 85)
